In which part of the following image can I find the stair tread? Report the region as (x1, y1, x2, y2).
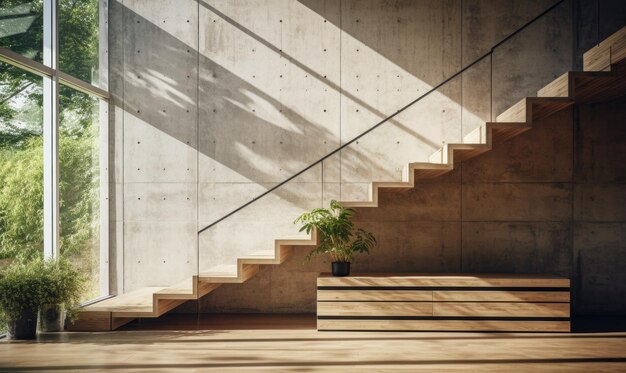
(409, 162, 453, 169)
(241, 250, 276, 259)
(157, 278, 195, 295)
(276, 235, 314, 241)
(83, 287, 164, 313)
(200, 264, 238, 277)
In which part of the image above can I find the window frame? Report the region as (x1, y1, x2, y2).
(0, 0, 110, 298)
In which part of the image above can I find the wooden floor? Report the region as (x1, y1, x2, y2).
(1, 315, 626, 372)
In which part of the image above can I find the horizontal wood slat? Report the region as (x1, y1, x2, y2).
(318, 301, 433, 317)
(318, 273, 570, 288)
(433, 302, 569, 318)
(433, 291, 570, 302)
(317, 319, 571, 332)
(318, 290, 432, 302)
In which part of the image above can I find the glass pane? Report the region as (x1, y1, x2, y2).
(0, 61, 43, 262)
(0, 0, 44, 62)
(59, 85, 102, 301)
(59, 0, 101, 86)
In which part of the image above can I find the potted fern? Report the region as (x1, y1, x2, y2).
(295, 200, 376, 276)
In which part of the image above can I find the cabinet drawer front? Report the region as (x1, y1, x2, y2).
(318, 290, 432, 302)
(433, 291, 570, 302)
(433, 302, 570, 318)
(317, 319, 570, 332)
(318, 275, 569, 288)
(318, 301, 433, 317)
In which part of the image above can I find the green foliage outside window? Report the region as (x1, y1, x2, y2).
(0, 0, 101, 300)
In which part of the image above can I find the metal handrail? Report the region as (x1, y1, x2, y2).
(198, 0, 565, 234)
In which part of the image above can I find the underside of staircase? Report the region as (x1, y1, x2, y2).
(68, 27, 626, 332)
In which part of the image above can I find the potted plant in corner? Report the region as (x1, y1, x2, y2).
(39, 257, 86, 332)
(295, 200, 376, 276)
(0, 259, 47, 339)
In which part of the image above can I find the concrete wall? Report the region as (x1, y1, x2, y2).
(107, 0, 625, 316)
(193, 100, 626, 315)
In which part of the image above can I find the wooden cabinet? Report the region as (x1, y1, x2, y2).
(317, 273, 570, 332)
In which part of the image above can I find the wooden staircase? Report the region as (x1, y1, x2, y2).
(68, 26, 626, 331)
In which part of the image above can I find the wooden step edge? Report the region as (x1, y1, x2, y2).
(537, 71, 571, 98)
(429, 142, 491, 166)
(485, 121, 531, 128)
(496, 97, 527, 123)
(446, 143, 491, 150)
(239, 256, 281, 265)
(199, 264, 260, 284)
(446, 143, 492, 165)
(525, 96, 573, 105)
(447, 143, 492, 154)
(153, 297, 188, 318)
(587, 26, 626, 52)
(527, 97, 574, 122)
(408, 162, 454, 170)
(111, 309, 158, 319)
(485, 121, 532, 143)
(373, 181, 414, 189)
(496, 96, 573, 123)
(583, 26, 626, 71)
(537, 69, 621, 100)
(338, 200, 378, 208)
(275, 234, 317, 246)
(198, 273, 239, 282)
(411, 162, 455, 180)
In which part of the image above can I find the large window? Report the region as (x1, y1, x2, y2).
(59, 86, 102, 301)
(0, 62, 43, 261)
(0, 0, 108, 308)
(59, 0, 101, 87)
(0, 1, 43, 62)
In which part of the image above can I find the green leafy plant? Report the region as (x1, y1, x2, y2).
(294, 200, 376, 262)
(0, 258, 47, 327)
(0, 257, 87, 329)
(40, 257, 87, 323)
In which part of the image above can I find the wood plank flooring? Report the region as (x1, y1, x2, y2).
(1, 314, 626, 372)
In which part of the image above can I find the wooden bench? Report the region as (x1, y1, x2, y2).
(317, 273, 570, 332)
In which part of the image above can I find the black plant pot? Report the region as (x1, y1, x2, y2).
(40, 304, 65, 332)
(332, 261, 350, 276)
(7, 309, 38, 340)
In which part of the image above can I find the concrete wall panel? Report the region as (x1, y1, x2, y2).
(463, 183, 572, 222)
(462, 222, 571, 274)
(574, 222, 626, 315)
(124, 183, 197, 222)
(575, 102, 626, 183)
(573, 184, 626, 221)
(124, 222, 198, 290)
(118, 0, 199, 291)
